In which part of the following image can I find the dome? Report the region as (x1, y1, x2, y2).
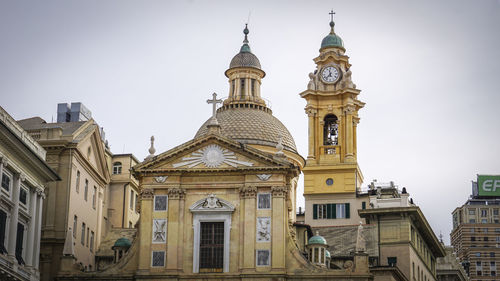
(112, 237, 131, 249)
(195, 107, 297, 153)
(320, 21, 344, 50)
(308, 234, 327, 246)
(325, 250, 331, 258)
(229, 51, 261, 70)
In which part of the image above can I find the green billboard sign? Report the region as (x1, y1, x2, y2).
(477, 175, 500, 196)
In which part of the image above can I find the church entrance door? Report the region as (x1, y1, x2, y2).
(199, 222, 224, 272)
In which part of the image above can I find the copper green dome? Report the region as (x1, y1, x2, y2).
(228, 24, 262, 71)
(112, 237, 131, 249)
(308, 233, 327, 245)
(325, 250, 331, 258)
(320, 20, 344, 51)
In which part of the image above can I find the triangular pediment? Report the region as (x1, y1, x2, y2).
(75, 122, 110, 183)
(134, 134, 291, 173)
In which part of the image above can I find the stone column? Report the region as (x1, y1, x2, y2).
(25, 188, 38, 267)
(8, 173, 23, 260)
(34, 189, 44, 269)
(306, 109, 317, 159)
(239, 186, 257, 272)
(271, 186, 287, 271)
(137, 188, 154, 271)
(344, 106, 355, 162)
(166, 188, 185, 272)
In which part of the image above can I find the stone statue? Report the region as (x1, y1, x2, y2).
(355, 221, 366, 253)
(307, 72, 316, 90)
(341, 69, 356, 89)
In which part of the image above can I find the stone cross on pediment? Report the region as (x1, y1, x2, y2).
(207, 93, 222, 119)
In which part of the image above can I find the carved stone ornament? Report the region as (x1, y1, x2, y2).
(19, 173, 26, 182)
(239, 186, 257, 198)
(152, 219, 167, 243)
(168, 188, 186, 199)
(1, 157, 8, 167)
(173, 144, 253, 168)
(190, 194, 235, 213)
(256, 217, 271, 242)
(154, 176, 168, 183)
(141, 188, 154, 200)
(271, 186, 288, 197)
(256, 174, 272, 181)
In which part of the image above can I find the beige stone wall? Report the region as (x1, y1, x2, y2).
(304, 193, 368, 227)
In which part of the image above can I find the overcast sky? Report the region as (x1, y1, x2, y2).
(1, 0, 499, 244)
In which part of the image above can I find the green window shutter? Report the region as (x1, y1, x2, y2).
(346, 203, 350, 218)
(332, 203, 337, 219)
(362, 201, 366, 210)
(326, 204, 331, 219)
(313, 204, 318, 219)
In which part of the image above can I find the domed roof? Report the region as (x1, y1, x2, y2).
(112, 237, 131, 249)
(320, 21, 344, 50)
(229, 52, 261, 70)
(308, 233, 328, 245)
(228, 24, 262, 71)
(195, 107, 297, 153)
(325, 250, 331, 258)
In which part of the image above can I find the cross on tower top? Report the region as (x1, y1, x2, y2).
(207, 93, 222, 119)
(329, 10, 335, 22)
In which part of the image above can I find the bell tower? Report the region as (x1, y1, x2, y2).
(301, 14, 365, 225)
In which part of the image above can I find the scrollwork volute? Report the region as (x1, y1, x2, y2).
(271, 186, 287, 198)
(239, 186, 257, 198)
(168, 188, 186, 200)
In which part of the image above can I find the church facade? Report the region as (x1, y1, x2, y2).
(56, 20, 377, 280)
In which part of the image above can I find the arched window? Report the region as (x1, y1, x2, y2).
(113, 162, 122, 175)
(323, 114, 338, 146)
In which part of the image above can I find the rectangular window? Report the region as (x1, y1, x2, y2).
(336, 204, 346, 219)
(482, 209, 488, 217)
(469, 208, 476, 215)
(495, 209, 499, 216)
(15, 223, 25, 265)
(1, 172, 11, 192)
(76, 171, 80, 193)
(0, 210, 7, 254)
(256, 249, 270, 266)
(240, 79, 245, 97)
(151, 251, 165, 267)
(470, 219, 476, 223)
(90, 231, 94, 253)
(86, 227, 89, 247)
(472, 236, 476, 241)
(491, 252, 495, 257)
(73, 216, 77, 238)
(84, 179, 88, 201)
(130, 190, 134, 210)
(19, 186, 28, 206)
(81, 223, 86, 245)
(387, 257, 397, 267)
(154, 195, 168, 211)
(92, 186, 97, 209)
(257, 193, 271, 209)
(199, 222, 224, 272)
(482, 219, 488, 223)
(361, 201, 366, 210)
(317, 204, 328, 219)
(251, 79, 255, 95)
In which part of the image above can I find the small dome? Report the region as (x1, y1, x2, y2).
(308, 233, 327, 246)
(112, 237, 131, 249)
(325, 250, 331, 258)
(320, 21, 344, 50)
(229, 52, 261, 70)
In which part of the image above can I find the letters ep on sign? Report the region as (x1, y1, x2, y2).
(478, 175, 500, 196)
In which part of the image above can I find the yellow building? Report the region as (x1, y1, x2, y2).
(300, 15, 366, 228)
(56, 23, 375, 281)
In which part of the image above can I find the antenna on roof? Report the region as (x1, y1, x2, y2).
(247, 11, 252, 25)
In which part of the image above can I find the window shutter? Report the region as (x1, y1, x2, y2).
(346, 203, 350, 218)
(362, 201, 366, 210)
(332, 204, 337, 219)
(313, 204, 318, 219)
(326, 204, 332, 219)
(0, 211, 6, 253)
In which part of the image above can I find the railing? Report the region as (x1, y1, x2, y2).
(320, 145, 340, 155)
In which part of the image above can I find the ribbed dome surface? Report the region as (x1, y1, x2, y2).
(321, 33, 344, 49)
(229, 52, 261, 70)
(308, 235, 328, 245)
(195, 107, 297, 152)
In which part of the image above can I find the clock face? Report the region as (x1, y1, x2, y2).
(321, 66, 340, 83)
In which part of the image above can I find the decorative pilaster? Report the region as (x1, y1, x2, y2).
(166, 188, 185, 272)
(306, 108, 317, 159)
(344, 105, 355, 162)
(33, 189, 44, 268)
(239, 186, 257, 271)
(271, 186, 287, 270)
(138, 188, 154, 271)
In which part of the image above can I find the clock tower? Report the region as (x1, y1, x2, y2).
(301, 15, 366, 226)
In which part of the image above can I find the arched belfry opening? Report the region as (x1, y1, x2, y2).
(323, 114, 338, 146)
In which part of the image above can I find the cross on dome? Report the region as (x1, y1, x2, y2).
(207, 93, 222, 119)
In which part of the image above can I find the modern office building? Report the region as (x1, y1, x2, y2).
(451, 175, 500, 280)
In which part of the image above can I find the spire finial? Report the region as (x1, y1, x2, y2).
(329, 10, 336, 34)
(243, 23, 249, 44)
(240, 24, 251, 53)
(145, 136, 156, 161)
